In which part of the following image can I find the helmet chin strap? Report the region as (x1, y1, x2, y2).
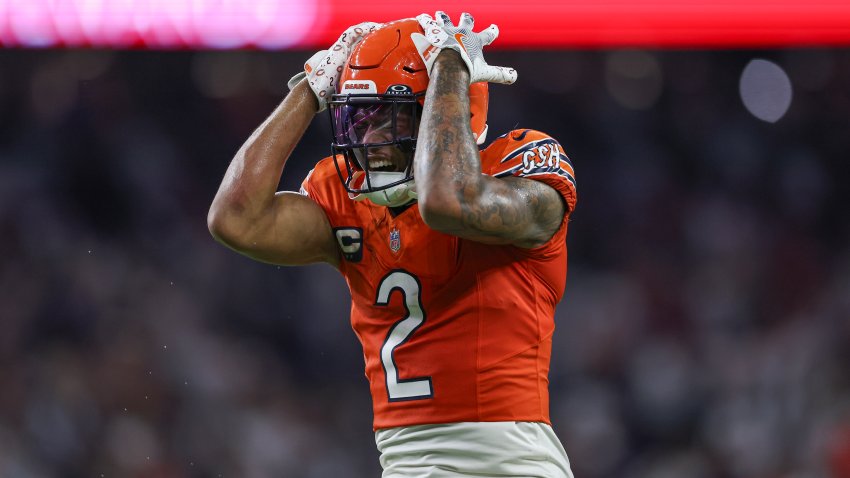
(348, 171, 418, 207)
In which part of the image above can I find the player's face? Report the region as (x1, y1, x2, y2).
(343, 103, 417, 173)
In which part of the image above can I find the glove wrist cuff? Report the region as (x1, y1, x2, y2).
(287, 71, 307, 91)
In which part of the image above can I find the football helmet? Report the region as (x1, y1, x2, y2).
(328, 18, 489, 207)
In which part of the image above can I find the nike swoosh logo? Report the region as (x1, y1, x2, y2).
(454, 33, 467, 52)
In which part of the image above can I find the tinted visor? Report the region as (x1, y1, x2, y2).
(331, 98, 420, 149)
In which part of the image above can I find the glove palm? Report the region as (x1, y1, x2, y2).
(411, 12, 516, 85)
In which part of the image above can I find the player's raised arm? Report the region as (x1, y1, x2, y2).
(207, 23, 378, 266)
(412, 12, 568, 249)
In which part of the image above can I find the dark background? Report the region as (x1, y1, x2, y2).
(1, 48, 849, 477)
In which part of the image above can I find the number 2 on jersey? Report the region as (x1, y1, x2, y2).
(376, 270, 433, 402)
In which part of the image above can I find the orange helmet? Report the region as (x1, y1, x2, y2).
(328, 18, 489, 207)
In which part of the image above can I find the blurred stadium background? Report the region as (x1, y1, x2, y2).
(2, 2, 850, 478)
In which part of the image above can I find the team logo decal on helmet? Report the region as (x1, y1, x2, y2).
(328, 18, 490, 207)
(341, 80, 378, 94)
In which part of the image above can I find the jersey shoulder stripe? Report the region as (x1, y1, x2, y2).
(485, 130, 576, 185)
(481, 129, 577, 213)
(494, 161, 576, 190)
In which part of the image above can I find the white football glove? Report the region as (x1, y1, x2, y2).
(288, 21, 379, 112)
(410, 11, 516, 85)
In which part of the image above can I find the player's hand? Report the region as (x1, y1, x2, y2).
(288, 21, 380, 112)
(410, 11, 516, 85)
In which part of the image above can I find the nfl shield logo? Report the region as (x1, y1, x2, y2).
(389, 228, 401, 253)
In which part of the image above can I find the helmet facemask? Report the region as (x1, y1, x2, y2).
(329, 90, 424, 207)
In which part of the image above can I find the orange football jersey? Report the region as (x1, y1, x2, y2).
(300, 129, 577, 430)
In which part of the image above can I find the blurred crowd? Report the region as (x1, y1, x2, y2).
(0, 48, 849, 478)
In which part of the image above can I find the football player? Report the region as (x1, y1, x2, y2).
(208, 12, 577, 477)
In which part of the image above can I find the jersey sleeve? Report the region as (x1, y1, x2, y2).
(483, 129, 577, 215)
(299, 155, 345, 214)
(299, 155, 359, 272)
(299, 165, 320, 201)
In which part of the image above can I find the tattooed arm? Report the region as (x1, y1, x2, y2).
(414, 50, 566, 249)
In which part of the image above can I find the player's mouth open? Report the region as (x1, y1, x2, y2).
(368, 156, 399, 172)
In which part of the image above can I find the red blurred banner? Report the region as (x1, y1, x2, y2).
(311, 1, 850, 48)
(2, 0, 850, 49)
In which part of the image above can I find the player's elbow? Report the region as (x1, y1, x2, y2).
(207, 203, 249, 250)
(418, 194, 463, 233)
(207, 206, 231, 244)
